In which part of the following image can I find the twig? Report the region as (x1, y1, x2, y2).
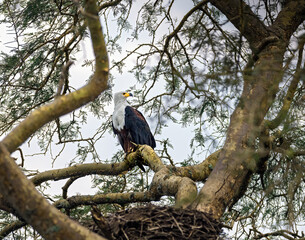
(56, 61, 74, 97)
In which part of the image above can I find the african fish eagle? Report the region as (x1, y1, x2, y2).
(112, 92, 156, 170)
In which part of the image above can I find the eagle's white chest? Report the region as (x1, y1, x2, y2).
(112, 103, 127, 131)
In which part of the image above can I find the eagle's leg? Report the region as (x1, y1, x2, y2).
(127, 142, 146, 172)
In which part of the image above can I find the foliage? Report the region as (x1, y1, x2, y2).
(0, 0, 304, 239)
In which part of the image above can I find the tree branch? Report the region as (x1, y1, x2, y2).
(253, 229, 305, 240)
(0, 0, 109, 239)
(266, 34, 305, 130)
(0, 143, 106, 240)
(163, 0, 209, 50)
(30, 161, 131, 186)
(54, 191, 159, 210)
(2, 0, 109, 154)
(0, 190, 159, 239)
(271, 0, 305, 42)
(0, 220, 27, 239)
(128, 146, 198, 208)
(174, 149, 221, 181)
(209, 0, 269, 50)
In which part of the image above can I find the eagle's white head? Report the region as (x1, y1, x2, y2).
(113, 91, 133, 108)
(112, 91, 133, 130)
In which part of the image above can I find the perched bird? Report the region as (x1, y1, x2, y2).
(112, 92, 156, 171)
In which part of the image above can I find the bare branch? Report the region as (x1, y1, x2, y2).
(128, 146, 198, 208)
(30, 161, 131, 186)
(56, 60, 74, 97)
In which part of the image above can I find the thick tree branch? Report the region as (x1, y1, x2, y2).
(0, 144, 105, 240)
(271, 0, 305, 42)
(127, 145, 220, 182)
(150, 168, 198, 208)
(209, 0, 269, 50)
(128, 146, 198, 208)
(174, 149, 221, 181)
(127, 145, 165, 172)
(0, 0, 109, 239)
(30, 161, 131, 186)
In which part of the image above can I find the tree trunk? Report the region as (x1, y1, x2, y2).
(191, 43, 285, 219)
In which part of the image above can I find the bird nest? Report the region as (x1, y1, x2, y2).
(82, 204, 224, 240)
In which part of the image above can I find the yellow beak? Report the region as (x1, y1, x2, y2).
(123, 92, 133, 97)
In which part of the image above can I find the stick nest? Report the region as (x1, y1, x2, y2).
(82, 204, 225, 240)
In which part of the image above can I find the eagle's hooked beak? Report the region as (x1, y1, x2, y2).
(123, 92, 133, 97)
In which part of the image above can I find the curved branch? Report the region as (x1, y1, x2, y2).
(150, 168, 198, 208)
(2, 0, 109, 154)
(127, 145, 220, 182)
(129, 145, 198, 208)
(174, 149, 221, 181)
(62, 177, 79, 199)
(0, 143, 105, 239)
(253, 229, 305, 240)
(0, 0, 109, 239)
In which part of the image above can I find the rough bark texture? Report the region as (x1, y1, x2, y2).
(128, 146, 198, 208)
(190, 0, 305, 219)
